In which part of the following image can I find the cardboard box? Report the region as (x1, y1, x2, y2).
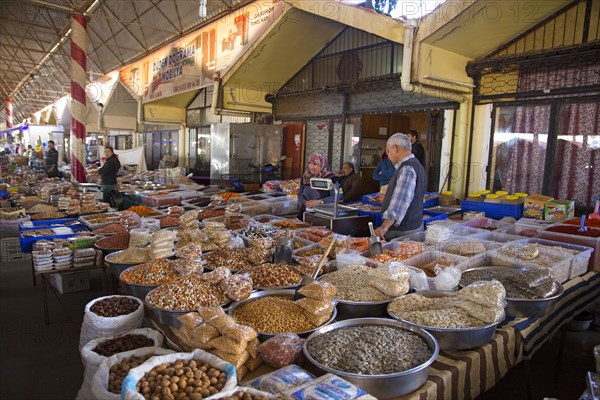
(523, 194, 554, 219)
(544, 200, 575, 222)
(49, 271, 90, 294)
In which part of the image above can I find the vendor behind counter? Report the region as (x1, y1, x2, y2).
(98, 146, 121, 203)
(297, 153, 336, 219)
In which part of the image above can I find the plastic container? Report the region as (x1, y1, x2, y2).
(467, 193, 484, 202)
(467, 232, 524, 244)
(439, 191, 456, 207)
(461, 217, 514, 232)
(478, 190, 491, 196)
(423, 210, 448, 227)
(516, 238, 594, 279)
(402, 250, 470, 272)
(263, 196, 299, 216)
(461, 199, 523, 220)
(515, 193, 528, 203)
(20, 225, 89, 252)
(142, 194, 181, 208)
(503, 195, 521, 205)
(539, 225, 600, 272)
(495, 224, 546, 238)
(484, 194, 502, 204)
(495, 191, 509, 198)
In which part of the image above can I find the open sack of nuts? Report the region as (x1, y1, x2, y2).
(77, 328, 164, 400)
(91, 347, 176, 400)
(121, 348, 238, 400)
(79, 295, 145, 351)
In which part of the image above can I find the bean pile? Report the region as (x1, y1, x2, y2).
(90, 297, 140, 317)
(246, 264, 303, 288)
(108, 354, 154, 394)
(96, 233, 131, 250)
(93, 334, 155, 357)
(121, 259, 178, 286)
(146, 273, 230, 311)
(136, 359, 227, 400)
(307, 326, 432, 375)
(232, 296, 317, 333)
(213, 392, 271, 400)
(321, 265, 390, 302)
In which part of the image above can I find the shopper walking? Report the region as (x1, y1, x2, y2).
(45, 140, 59, 177)
(98, 146, 121, 203)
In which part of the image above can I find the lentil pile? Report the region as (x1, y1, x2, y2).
(321, 265, 390, 302)
(146, 273, 230, 311)
(93, 334, 155, 357)
(232, 296, 317, 333)
(90, 296, 140, 317)
(136, 359, 227, 400)
(307, 326, 432, 375)
(246, 263, 303, 288)
(108, 354, 154, 394)
(120, 259, 178, 286)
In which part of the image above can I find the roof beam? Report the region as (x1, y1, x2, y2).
(24, 0, 76, 14)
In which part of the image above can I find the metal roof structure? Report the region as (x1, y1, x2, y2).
(0, 0, 254, 123)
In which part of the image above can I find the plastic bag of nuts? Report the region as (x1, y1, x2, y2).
(209, 387, 276, 400)
(256, 333, 305, 369)
(121, 349, 237, 400)
(220, 273, 253, 302)
(90, 347, 176, 400)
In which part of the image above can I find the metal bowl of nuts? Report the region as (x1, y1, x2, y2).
(303, 317, 439, 399)
(143, 299, 195, 327)
(105, 248, 150, 277)
(119, 277, 159, 301)
(228, 289, 337, 341)
(461, 266, 565, 317)
(387, 291, 498, 351)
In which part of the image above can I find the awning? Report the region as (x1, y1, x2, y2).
(419, 0, 573, 59)
(143, 90, 200, 124)
(102, 81, 138, 131)
(216, 1, 406, 113)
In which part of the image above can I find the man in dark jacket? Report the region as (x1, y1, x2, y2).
(335, 162, 363, 203)
(45, 140, 59, 178)
(99, 146, 121, 203)
(407, 130, 425, 168)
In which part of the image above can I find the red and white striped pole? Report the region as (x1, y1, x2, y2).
(6, 97, 13, 128)
(70, 14, 87, 183)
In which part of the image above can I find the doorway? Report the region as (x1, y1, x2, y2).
(282, 122, 304, 179)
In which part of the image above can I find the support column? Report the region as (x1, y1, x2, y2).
(70, 14, 88, 183)
(6, 97, 13, 128)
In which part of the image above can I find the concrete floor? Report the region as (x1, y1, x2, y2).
(0, 258, 598, 400)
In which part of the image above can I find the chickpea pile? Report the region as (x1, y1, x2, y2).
(136, 359, 227, 400)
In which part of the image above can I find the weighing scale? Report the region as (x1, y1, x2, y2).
(303, 178, 371, 237)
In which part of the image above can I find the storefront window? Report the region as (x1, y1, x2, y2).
(490, 105, 550, 195)
(553, 102, 600, 207)
(343, 116, 361, 170)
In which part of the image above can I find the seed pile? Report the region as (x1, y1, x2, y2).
(136, 359, 227, 400)
(320, 265, 390, 302)
(246, 263, 303, 288)
(120, 259, 177, 286)
(232, 296, 316, 334)
(307, 326, 431, 375)
(146, 273, 230, 311)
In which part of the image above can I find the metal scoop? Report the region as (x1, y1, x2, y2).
(273, 229, 293, 265)
(293, 236, 336, 300)
(579, 215, 588, 232)
(368, 221, 383, 256)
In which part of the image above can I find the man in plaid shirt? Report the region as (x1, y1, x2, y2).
(374, 133, 427, 240)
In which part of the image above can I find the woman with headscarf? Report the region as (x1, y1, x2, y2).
(297, 153, 336, 219)
(372, 150, 395, 187)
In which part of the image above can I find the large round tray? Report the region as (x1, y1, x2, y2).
(119, 266, 160, 300)
(461, 266, 565, 317)
(105, 248, 150, 277)
(227, 289, 337, 341)
(303, 317, 439, 399)
(387, 291, 498, 350)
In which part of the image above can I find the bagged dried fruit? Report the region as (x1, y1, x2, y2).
(256, 333, 305, 369)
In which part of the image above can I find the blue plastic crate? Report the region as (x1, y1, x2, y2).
(461, 200, 523, 220)
(361, 192, 381, 206)
(20, 227, 89, 252)
(423, 210, 448, 227)
(423, 192, 440, 208)
(358, 210, 383, 228)
(19, 218, 79, 230)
